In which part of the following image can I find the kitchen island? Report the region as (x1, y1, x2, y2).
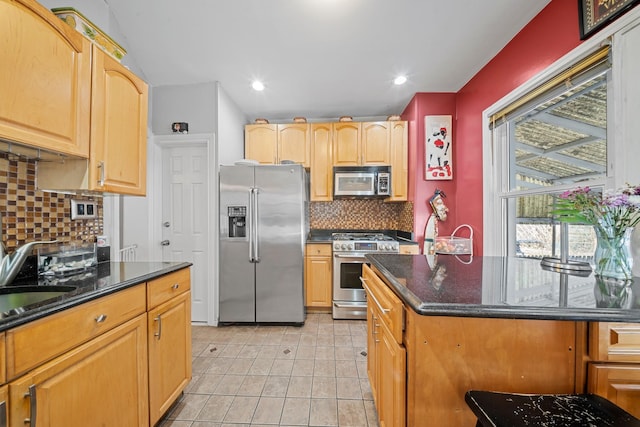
(363, 254, 640, 426)
(0, 261, 192, 426)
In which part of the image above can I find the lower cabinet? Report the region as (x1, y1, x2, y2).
(9, 314, 149, 426)
(587, 322, 640, 417)
(304, 244, 333, 311)
(148, 291, 192, 425)
(0, 384, 7, 426)
(362, 264, 405, 427)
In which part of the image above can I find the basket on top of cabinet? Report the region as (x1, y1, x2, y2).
(434, 224, 473, 255)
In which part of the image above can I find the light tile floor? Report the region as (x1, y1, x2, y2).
(158, 313, 379, 427)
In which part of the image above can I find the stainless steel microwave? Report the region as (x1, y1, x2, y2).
(334, 166, 391, 197)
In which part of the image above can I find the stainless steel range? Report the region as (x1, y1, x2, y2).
(332, 232, 399, 319)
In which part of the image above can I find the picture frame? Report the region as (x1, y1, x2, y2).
(579, 0, 640, 40)
(425, 115, 453, 181)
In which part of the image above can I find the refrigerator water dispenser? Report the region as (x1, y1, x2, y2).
(228, 206, 246, 238)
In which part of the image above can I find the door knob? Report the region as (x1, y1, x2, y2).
(163, 221, 170, 227)
(161, 240, 170, 246)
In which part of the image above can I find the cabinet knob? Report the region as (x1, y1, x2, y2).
(172, 283, 180, 290)
(95, 314, 108, 323)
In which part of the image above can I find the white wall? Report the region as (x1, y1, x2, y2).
(216, 82, 247, 166)
(151, 83, 218, 135)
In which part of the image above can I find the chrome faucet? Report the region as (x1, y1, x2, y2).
(0, 213, 57, 286)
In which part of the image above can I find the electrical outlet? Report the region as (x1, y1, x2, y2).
(71, 199, 97, 220)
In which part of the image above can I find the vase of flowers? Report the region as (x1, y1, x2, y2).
(554, 184, 640, 281)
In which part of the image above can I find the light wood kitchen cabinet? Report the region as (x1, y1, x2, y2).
(0, 0, 91, 158)
(6, 284, 146, 380)
(147, 269, 192, 426)
(245, 123, 310, 166)
(9, 314, 149, 427)
(333, 121, 391, 166)
(388, 121, 408, 201)
(587, 322, 640, 417)
(362, 264, 405, 427)
(38, 45, 149, 196)
(310, 123, 334, 201)
(245, 124, 278, 164)
(304, 244, 333, 311)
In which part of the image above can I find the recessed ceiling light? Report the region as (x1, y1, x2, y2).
(252, 80, 265, 91)
(394, 75, 407, 85)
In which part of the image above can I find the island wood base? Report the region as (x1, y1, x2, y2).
(404, 310, 586, 426)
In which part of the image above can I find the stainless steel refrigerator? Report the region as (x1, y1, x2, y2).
(219, 164, 308, 323)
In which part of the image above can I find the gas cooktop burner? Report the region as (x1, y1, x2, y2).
(331, 232, 395, 242)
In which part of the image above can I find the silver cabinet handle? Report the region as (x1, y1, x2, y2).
(171, 283, 180, 290)
(161, 240, 170, 246)
(95, 314, 108, 323)
(97, 161, 105, 187)
(360, 278, 390, 313)
(154, 315, 162, 339)
(24, 384, 37, 426)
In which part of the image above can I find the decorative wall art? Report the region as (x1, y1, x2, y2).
(425, 115, 453, 180)
(579, 0, 640, 39)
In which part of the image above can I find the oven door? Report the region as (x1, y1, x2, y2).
(333, 253, 368, 302)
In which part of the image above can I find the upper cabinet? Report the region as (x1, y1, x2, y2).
(310, 123, 333, 201)
(245, 123, 310, 167)
(38, 46, 148, 196)
(89, 46, 148, 195)
(333, 121, 390, 166)
(388, 121, 408, 201)
(0, 0, 91, 158)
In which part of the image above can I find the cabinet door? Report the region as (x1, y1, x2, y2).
(0, 384, 7, 427)
(388, 121, 408, 201)
(310, 123, 334, 201)
(361, 121, 390, 165)
(588, 363, 640, 418)
(278, 124, 310, 166)
(91, 46, 148, 195)
(366, 301, 379, 406)
(148, 291, 192, 425)
(245, 124, 278, 164)
(304, 253, 332, 308)
(333, 122, 361, 166)
(0, 0, 91, 157)
(9, 314, 149, 427)
(377, 321, 406, 427)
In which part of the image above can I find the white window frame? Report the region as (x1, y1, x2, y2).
(483, 9, 640, 256)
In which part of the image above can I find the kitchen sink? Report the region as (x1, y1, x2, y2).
(0, 285, 77, 317)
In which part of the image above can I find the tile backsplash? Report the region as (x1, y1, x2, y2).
(310, 199, 413, 232)
(0, 154, 103, 251)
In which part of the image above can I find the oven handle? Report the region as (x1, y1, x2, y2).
(360, 277, 390, 313)
(333, 254, 367, 259)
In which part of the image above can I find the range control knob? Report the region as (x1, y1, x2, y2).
(341, 244, 347, 250)
(347, 244, 353, 250)
(334, 243, 340, 250)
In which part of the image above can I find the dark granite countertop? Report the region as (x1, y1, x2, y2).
(307, 229, 417, 244)
(0, 261, 192, 332)
(366, 254, 640, 322)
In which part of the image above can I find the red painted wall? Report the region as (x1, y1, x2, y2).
(403, 0, 582, 254)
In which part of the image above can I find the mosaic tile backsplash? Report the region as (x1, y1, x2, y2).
(310, 199, 413, 232)
(0, 154, 103, 252)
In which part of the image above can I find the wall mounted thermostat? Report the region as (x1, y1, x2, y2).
(71, 199, 97, 220)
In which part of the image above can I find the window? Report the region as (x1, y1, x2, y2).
(486, 46, 611, 259)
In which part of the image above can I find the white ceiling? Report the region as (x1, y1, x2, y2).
(104, 0, 551, 122)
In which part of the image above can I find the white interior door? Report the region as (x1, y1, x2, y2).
(162, 145, 209, 322)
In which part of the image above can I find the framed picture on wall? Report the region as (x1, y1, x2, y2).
(425, 115, 453, 181)
(579, 0, 640, 39)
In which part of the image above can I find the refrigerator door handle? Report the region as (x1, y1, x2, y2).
(252, 187, 260, 263)
(248, 188, 255, 262)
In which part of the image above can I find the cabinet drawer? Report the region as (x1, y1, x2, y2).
(6, 284, 146, 379)
(362, 265, 403, 344)
(306, 243, 332, 256)
(147, 268, 191, 310)
(589, 322, 640, 362)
